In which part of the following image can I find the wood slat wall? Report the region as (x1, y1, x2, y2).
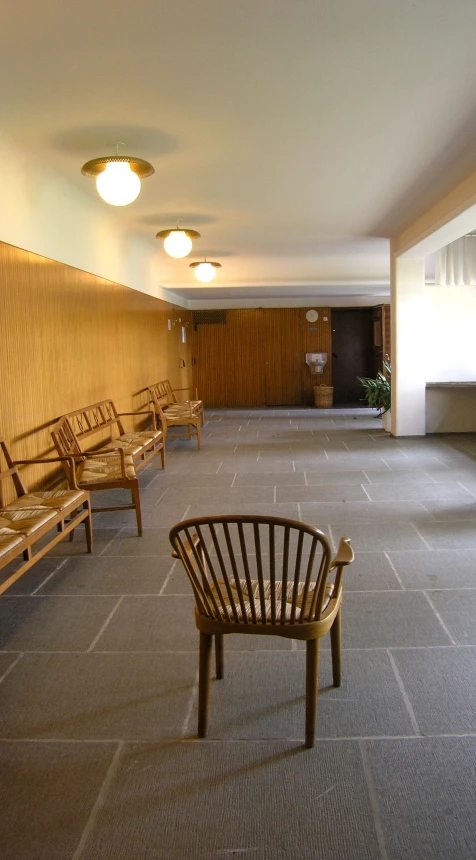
(192, 308, 332, 407)
(0, 241, 192, 498)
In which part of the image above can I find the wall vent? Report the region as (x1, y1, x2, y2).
(192, 310, 227, 329)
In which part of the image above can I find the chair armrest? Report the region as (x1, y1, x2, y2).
(13, 456, 80, 489)
(330, 537, 354, 569)
(329, 537, 354, 594)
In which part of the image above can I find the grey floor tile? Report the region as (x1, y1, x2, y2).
(95, 595, 198, 651)
(0, 595, 120, 651)
(429, 590, 476, 644)
(342, 551, 402, 591)
(420, 499, 476, 520)
(387, 549, 476, 589)
(80, 740, 381, 860)
(102, 527, 172, 556)
(0, 652, 19, 676)
(341, 592, 452, 648)
(419, 468, 476, 483)
(160, 486, 276, 505)
(277, 485, 369, 502)
(390, 647, 476, 734)
(233, 472, 306, 486)
(326, 522, 428, 551)
(185, 502, 301, 520)
(365, 736, 476, 860)
(305, 470, 370, 484)
(0, 652, 196, 740)
(0, 557, 67, 596)
(35, 555, 173, 596)
(0, 740, 117, 860)
(300, 501, 428, 523)
(364, 482, 474, 501)
(364, 469, 437, 483)
(413, 521, 476, 549)
(43, 527, 119, 557)
(141, 503, 191, 530)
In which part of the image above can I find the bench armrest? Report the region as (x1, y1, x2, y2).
(13, 456, 81, 489)
(81, 447, 129, 479)
(117, 410, 157, 430)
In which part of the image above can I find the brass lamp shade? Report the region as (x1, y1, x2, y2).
(156, 228, 201, 242)
(81, 155, 155, 178)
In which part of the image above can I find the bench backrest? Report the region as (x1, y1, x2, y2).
(147, 384, 169, 414)
(51, 400, 126, 480)
(0, 438, 27, 506)
(148, 380, 176, 406)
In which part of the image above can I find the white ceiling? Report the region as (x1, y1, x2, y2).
(3, 0, 476, 307)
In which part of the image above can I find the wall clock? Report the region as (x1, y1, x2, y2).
(305, 309, 318, 322)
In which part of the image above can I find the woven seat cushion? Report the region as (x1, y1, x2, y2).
(0, 508, 58, 536)
(116, 430, 162, 445)
(163, 405, 196, 420)
(172, 399, 202, 409)
(107, 431, 162, 457)
(211, 579, 334, 623)
(77, 453, 136, 484)
(4, 489, 85, 511)
(0, 530, 24, 558)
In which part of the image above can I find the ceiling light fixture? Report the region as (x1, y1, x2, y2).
(189, 260, 222, 283)
(156, 227, 201, 258)
(81, 143, 154, 206)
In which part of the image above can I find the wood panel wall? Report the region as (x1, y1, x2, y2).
(192, 308, 332, 407)
(0, 240, 192, 498)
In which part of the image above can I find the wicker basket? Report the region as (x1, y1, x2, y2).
(314, 385, 334, 408)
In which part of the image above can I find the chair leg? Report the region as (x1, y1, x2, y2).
(305, 638, 320, 748)
(131, 481, 143, 537)
(215, 634, 224, 679)
(330, 607, 342, 687)
(196, 421, 201, 451)
(198, 632, 213, 738)
(83, 501, 93, 553)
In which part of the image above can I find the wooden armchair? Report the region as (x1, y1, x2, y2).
(170, 514, 354, 747)
(148, 385, 201, 450)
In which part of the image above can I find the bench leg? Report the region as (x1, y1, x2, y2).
(131, 480, 143, 536)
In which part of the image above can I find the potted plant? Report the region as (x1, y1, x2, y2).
(358, 358, 391, 425)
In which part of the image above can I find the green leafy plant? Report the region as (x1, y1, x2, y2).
(358, 358, 391, 415)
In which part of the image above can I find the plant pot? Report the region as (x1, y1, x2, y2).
(382, 411, 392, 432)
(314, 385, 334, 408)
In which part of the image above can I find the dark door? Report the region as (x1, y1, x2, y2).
(331, 309, 374, 405)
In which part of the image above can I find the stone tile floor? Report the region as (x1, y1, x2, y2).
(0, 407, 475, 859)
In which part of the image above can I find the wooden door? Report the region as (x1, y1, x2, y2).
(331, 309, 374, 405)
(262, 309, 302, 405)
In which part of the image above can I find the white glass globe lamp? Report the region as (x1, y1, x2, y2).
(156, 228, 201, 258)
(96, 161, 141, 206)
(189, 260, 222, 282)
(81, 150, 155, 207)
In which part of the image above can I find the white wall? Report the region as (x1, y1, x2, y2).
(0, 130, 179, 304)
(425, 285, 476, 381)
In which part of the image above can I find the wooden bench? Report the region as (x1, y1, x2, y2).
(149, 380, 204, 425)
(0, 438, 92, 595)
(51, 399, 164, 536)
(148, 383, 202, 450)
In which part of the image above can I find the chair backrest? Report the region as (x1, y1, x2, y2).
(169, 515, 334, 627)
